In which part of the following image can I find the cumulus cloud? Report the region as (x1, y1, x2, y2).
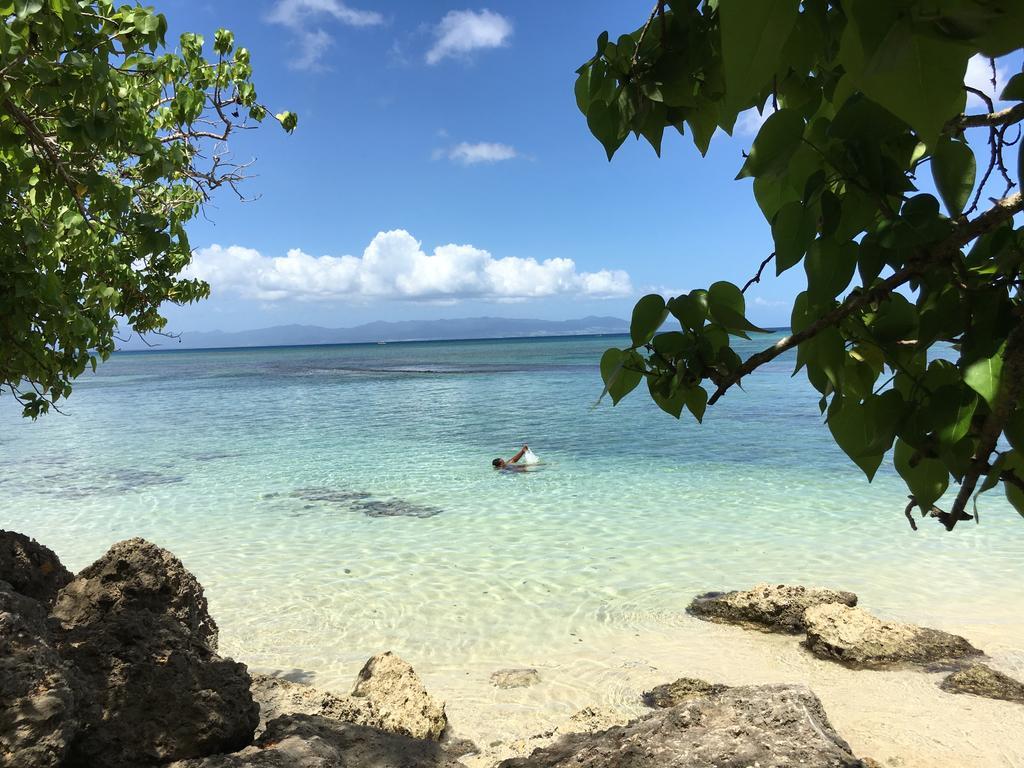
(187, 230, 632, 302)
(267, 0, 383, 70)
(426, 9, 512, 65)
(441, 141, 519, 165)
(964, 54, 1009, 109)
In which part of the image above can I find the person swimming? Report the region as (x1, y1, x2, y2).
(492, 444, 530, 471)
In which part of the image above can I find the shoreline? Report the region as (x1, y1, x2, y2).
(238, 596, 1024, 768)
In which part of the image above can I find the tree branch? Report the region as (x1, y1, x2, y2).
(706, 192, 1024, 407)
(956, 102, 1024, 130)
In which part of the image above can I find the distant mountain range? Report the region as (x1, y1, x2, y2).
(116, 316, 630, 351)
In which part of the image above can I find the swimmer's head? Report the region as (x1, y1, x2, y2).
(492, 458, 504, 468)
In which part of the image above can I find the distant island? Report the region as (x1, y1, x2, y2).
(115, 316, 630, 351)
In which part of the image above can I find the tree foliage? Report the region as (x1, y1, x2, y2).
(581, 0, 1024, 527)
(1, 0, 295, 417)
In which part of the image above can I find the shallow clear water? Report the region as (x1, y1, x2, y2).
(2, 334, 1021, 696)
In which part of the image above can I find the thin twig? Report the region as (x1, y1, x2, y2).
(742, 253, 775, 294)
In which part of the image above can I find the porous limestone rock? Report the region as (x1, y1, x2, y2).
(0, 582, 77, 768)
(491, 668, 541, 689)
(803, 603, 983, 669)
(641, 677, 729, 708)
(351, 651, 448, 740)
(687, 583, 858, 633)
(0, 530, 72, 605)
(52, 537, 218, 649)
(498, 684, 865, 768)
(250, 674, 371, 734)
(168, 714, 467, 768)
(53, 539, 258, 767)
(940, 663, 1024, 703)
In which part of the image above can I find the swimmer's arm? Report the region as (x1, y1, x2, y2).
(509, 445, 528, 464)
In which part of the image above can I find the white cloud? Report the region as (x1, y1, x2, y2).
(964, 54, 1009, 109)
(267, 0, 384, 70)
(443, 141, 518, 165)
(187, 230, 632, 302)
(426, 9, 512, 65)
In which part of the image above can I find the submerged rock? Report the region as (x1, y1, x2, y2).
(498, 684, 865, 768)
(641, 677, 729, 708)
(52, 537, 218, 650)
(168, 714, 467, 768)
(803, 603, 983, 669)
(352, 651, 448, 740)
(53, 539, 258, 767)
(940, 663, 1024, 703)
(0, 530, 73, 605)
(0, 582, 78, 768)
(491, 668, 541, 689)
(687, 583, 858, 634)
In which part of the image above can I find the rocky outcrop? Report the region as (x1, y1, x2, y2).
(498, 684, 865, 768)
(803, 603, 983, 669)
(687, 584, 858, 634)
(491, 668, 541, 689)
(252, 651, 448, 742)
(53, 539, 258, 767)
(642, 677, 729, 708)
(351, 651, 448, 740)
(250, 674, 370, 734)
(940, 663, 1024, 703)
(168, 714, 467, 768)
(52, 537, 218, 649)
(0, 582, 78, 768)
(0, 530, 72, 605)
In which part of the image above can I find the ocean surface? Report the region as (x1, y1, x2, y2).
(2, 333, 1022, 744)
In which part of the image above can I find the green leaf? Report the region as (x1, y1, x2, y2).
(964, 343, 1005, 407)
(631, 294, 668, 347)
(587, 99, 626, 160)
(599, 347, 643, 405)
(771, 201, 816, 274)
(707, 281, 766, 335)
(1000, 72, 1024, 102)
(648, 375, 684, 418)
(828, 397, 885, 480)
(1006, 410, 1024, 452)
(683, 385, 708, 422)
(931, 137, 976, 216)
(1007, 483, 1024, 518)
(837, 4, 970, 147)
(736, 109, 805, 179)
(894, 438, 949, 511)
(719, 0, 799, 112)
(668, 291, 708, 331)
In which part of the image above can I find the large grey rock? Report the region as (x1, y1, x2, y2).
(642, 677, 729, 708)
(491, 668, 541, 689)
(498, 684, 865, 768)
(0, 582, 78, 768)
(803, 603, 983, 669)
(53, 540, 258, 767)
(168, 714, 467, 768)
(940, 663, 1024, 703)
(0, 530, 72, 605)
(52, 537, 218, 649)
(687, 583, 858, 634)
(351, 651, 447, 741)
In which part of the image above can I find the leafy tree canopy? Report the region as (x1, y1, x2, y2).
(581, 0, 1024, 528)
(1, 0, 295, 417)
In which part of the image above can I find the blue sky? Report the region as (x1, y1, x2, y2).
(153, 1, 1019, 333)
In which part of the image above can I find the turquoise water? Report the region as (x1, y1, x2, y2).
(1, 334, 1021, 694)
